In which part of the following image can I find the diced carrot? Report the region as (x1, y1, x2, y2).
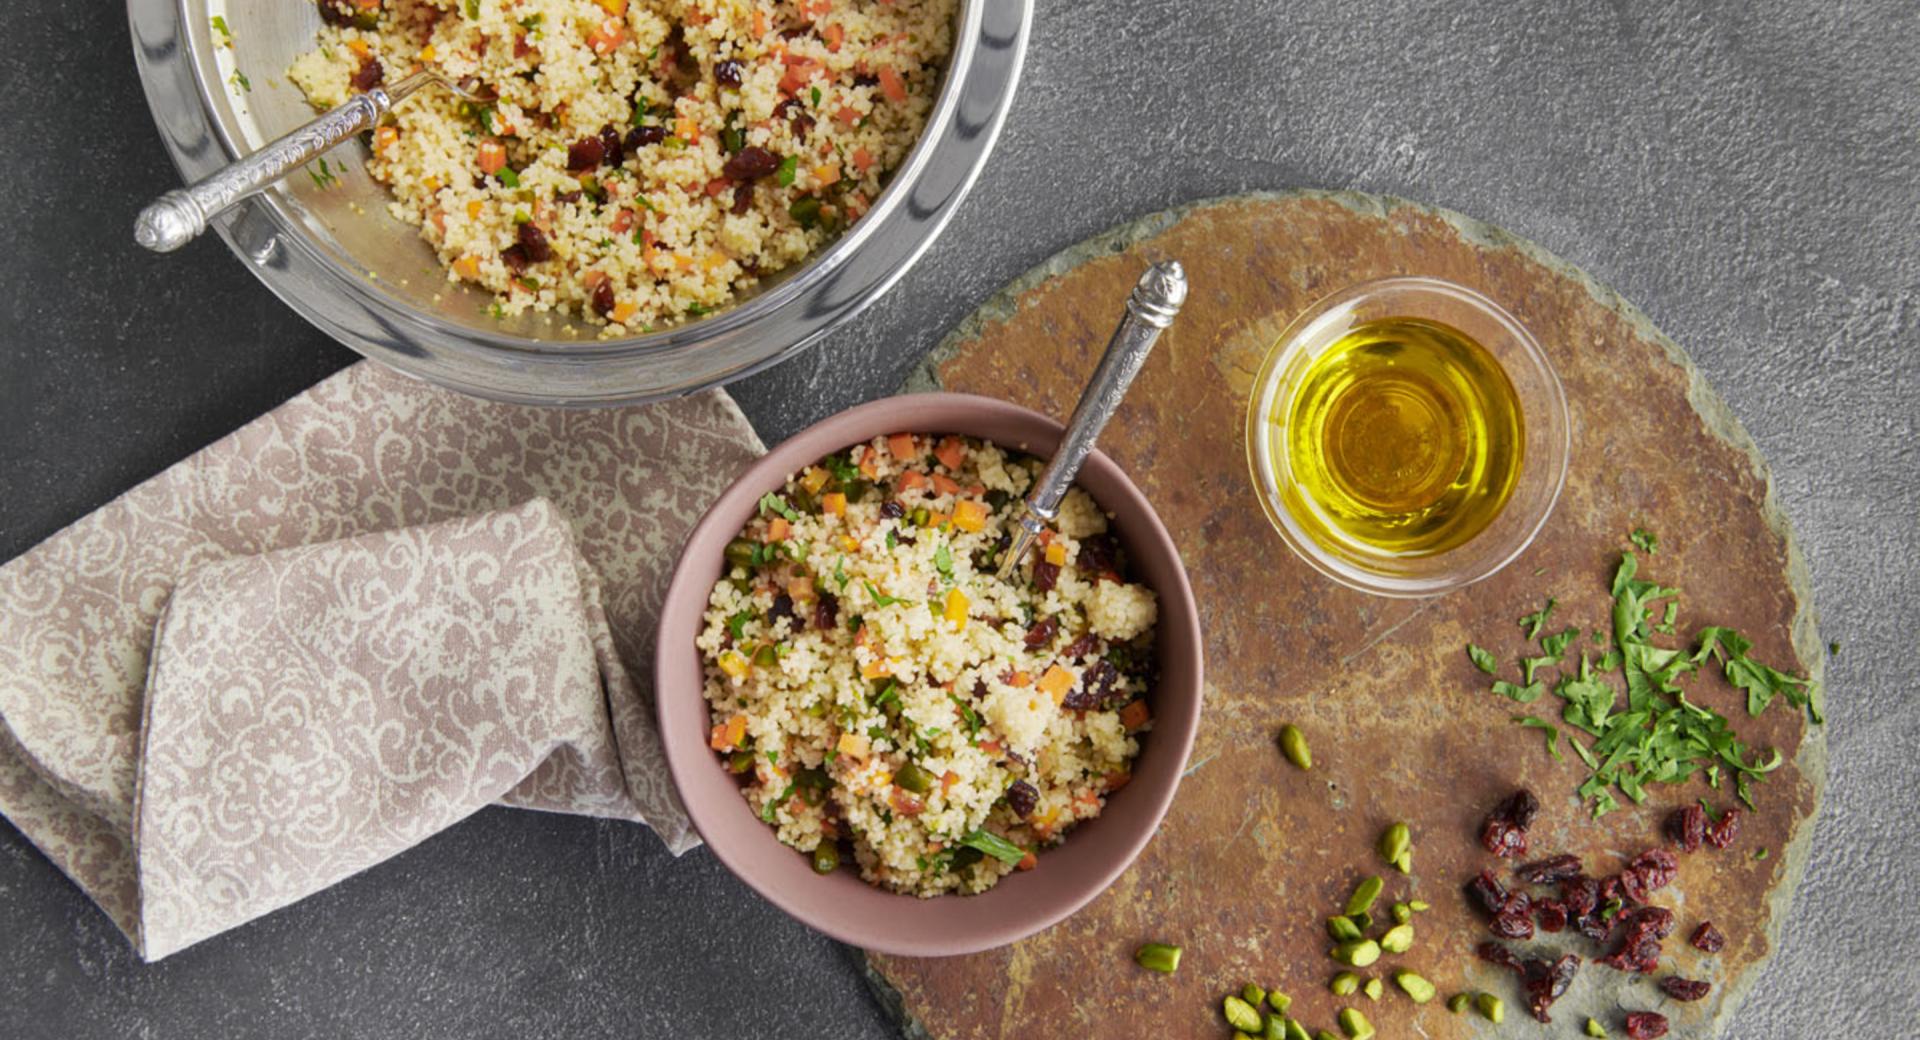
(1038, 665, 1075, 705)
(952, 499, 988, 533)
(1118, 699, 1151, 731)
(1016, 851, 1038, 871)
(422, 174, 442, 193)
(752, 8, 767, 36)
(705, 177, 732, 198)
(940, 770, 959, 794)
(898, 470, 927, 492)
(1044, 542, 1067, 566)
(709, 713, 747, 750)
(978, 739, 1002, 754)
(929, 512, 950, 529)
(765, 517, 791, 542)
(453, 255, 481, 280)
(779, 59, 822, 94)
(675, 113, 700, 141)
(858, 451, 879, 479)
(878, 66, 908, 104)
(836, 731, 870, 760)
(823, 22, 845, 51)
(1010, 671, 1031, 688)
(588, 15, 627, 54)
(887, 433, 917, 460)
(1105, 770, 1132, 792)
(610, 300, 639, 324)
(822, 491, 847, 516)
(943, 588, 969, 628)
(611, 208, 636, 233)
(476, 138, 506, 174)
(965, 484, 985, 497)
(930, 473, 961, 496)
(834, 106, 860, 128)
(927, 437, 966, 473)
(851, 146, 875, 175)
(1037, 528, 1055, 545)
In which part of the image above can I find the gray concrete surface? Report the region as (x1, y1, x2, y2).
(2, 1, 1915, 1037)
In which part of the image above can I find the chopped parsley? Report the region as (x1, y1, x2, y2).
(1467, 534, 1820, 818)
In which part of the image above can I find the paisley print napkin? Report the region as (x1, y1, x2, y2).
(0, 362, 765, 960)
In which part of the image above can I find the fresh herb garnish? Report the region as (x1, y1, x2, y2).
(1467, 644, 1499, 675)
(956, 827, 1026, 866)
(210, 15, 233, 46)
(1630, 527, 1659, 555)
(1513, 715, 1565, 762)
(810, 86, 822, 107)
(1492, 680, 1545, 704)
(832, 556, 849, 591)
(726, 609, 754, 641)
(948, 693, 983, 738)
(1519, 598, 1557, 639)
(864, 581, 912, 608)
(228, 70, 252, 92)
(761, 781, 796, 822)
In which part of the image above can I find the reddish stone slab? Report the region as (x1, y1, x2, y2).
(866, 191, 1825, 1040)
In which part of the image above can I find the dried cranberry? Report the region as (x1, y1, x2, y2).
(1491, 909, 1536, 940)
(1668, 804, 1708, 852)
(1535, 899, 1568, 933)
(714, 58, 744, 87)
(1004, 779, 1038, 818)
(556, 190, 584, 205)
(1023, 616, 1057, 649)
(1707, 808, 1742, 849)
(1516, 853, 1584, 885)
(1481, 789, 1539, 858)
(598, 124, 624, 167)
(1076, 533, 1123, 578)
(1062, 660, 1121, 712)
(1061, 633, 1101, 661)
(1562, 874, 1600, 917)
(767, 593, 796, 632)
(1657, 976, 1710, 1001)
(1031, 560, 1059, 593)
(1690, 921, 1725, 953)
(1626, 848, 1679, 897)
(517, 221, 554, 263)
(1475, 941, 1525, 974)
(626, 124, 667, 151)
(878, 500, 905, 520)
(732, 181, 754, 215)
(500, 244, 531, 274)
(1521, 954, 1580, 1022)
(591, 278, 616, 318)
(853, 72, 880, 87)
(566, 135, 605, 172)
(1624, 1011, 1669, 1039)
(774, 98, 816, 137)
(351, 57, 384, 92)
(813, 594, 839, 631)
(1601, 906, 1674, 974)
(1468, 869, 1516, 916)
(723, 145, 781, 182)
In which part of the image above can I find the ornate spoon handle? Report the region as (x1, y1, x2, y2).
(997, 260, 1188, 579)
(133, 73, 430, 253)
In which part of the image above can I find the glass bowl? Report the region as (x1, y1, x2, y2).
(127, 0, 1030, 406)
(1245, 277, 1570, 597)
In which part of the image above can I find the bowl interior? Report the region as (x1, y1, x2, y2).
(656, 394, 1202, 956)
(190, 0, 976, 347)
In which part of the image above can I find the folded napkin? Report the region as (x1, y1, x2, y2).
(0, 362, 764, 960)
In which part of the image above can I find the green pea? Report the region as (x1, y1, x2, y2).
(727, 750, 754, 773)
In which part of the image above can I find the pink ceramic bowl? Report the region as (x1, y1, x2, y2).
(656, 393, 1202, 956)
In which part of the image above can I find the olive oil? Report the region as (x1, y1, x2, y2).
(1273, 317, 1523, 557)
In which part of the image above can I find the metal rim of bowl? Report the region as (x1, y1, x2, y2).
(128, 0, 1031, 407)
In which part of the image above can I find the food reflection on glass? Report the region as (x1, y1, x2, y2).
(1247, 277, 1569, 597)
(695, 433, 1159, 895)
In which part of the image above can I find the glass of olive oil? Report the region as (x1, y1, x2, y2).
(1246, 277, 1569, 597)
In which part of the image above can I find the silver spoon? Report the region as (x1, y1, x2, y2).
(134, 70, 493, 254)
(996, 260, 1188, 580)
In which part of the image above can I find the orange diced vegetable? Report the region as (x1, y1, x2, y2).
(611, 208, 636, 233)
(898, 470, 928, 492)
(932, 436, 966, 472)
(347, 39, 370, 60)
(851, 146, 875, 175)
(466, 200, 485, 220)
(589, 15, 628, 54)
(1038, 665, 1075, 705)
(801, 466, 831, 494)
(814, 163, 841, 186)
(860, 656, 891, 680)
(834, 106, 860, 128)
(779, 59, 821, 94)
(858, 451, 879, 479)
(453, 255, 482, 280)
(1044, 542, 1067, 566)
(610, 301, 639, 324)
(1118, 699, 1151, 731)
(709, 713, 748, 750)
(765, 517, 791, 542)
(887, 433, 917, 460)
(716, 651, 750, 679)
(888, 788, 925, 816)
(419, 44, 437, 63)
(878, 66, 908, 104)
(1016, 851, 1038, 871)
(837, 533, 860, 552)
(787, 576, 816, 602)
(822, 491, 847, 516)
(373, 124, 399, 157)
(952, 500, 988, 533)
(476, 138, 507, 174)
(823, 23, 845, 51)
(752, 8, 767, 36)
(1009, 671, 1031, 688)
(836, 731, 870, 760)
(593, 0, 627, 14)
(930, 473, 961, 496)
(943, 588, 969, 628)
(675, 112, 700, 141)
(978, 739, 1003, 754)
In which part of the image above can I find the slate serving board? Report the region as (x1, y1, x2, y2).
(863, 190, 1825, 1039)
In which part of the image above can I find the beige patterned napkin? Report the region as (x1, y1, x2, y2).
(0, 362, 765, 960)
